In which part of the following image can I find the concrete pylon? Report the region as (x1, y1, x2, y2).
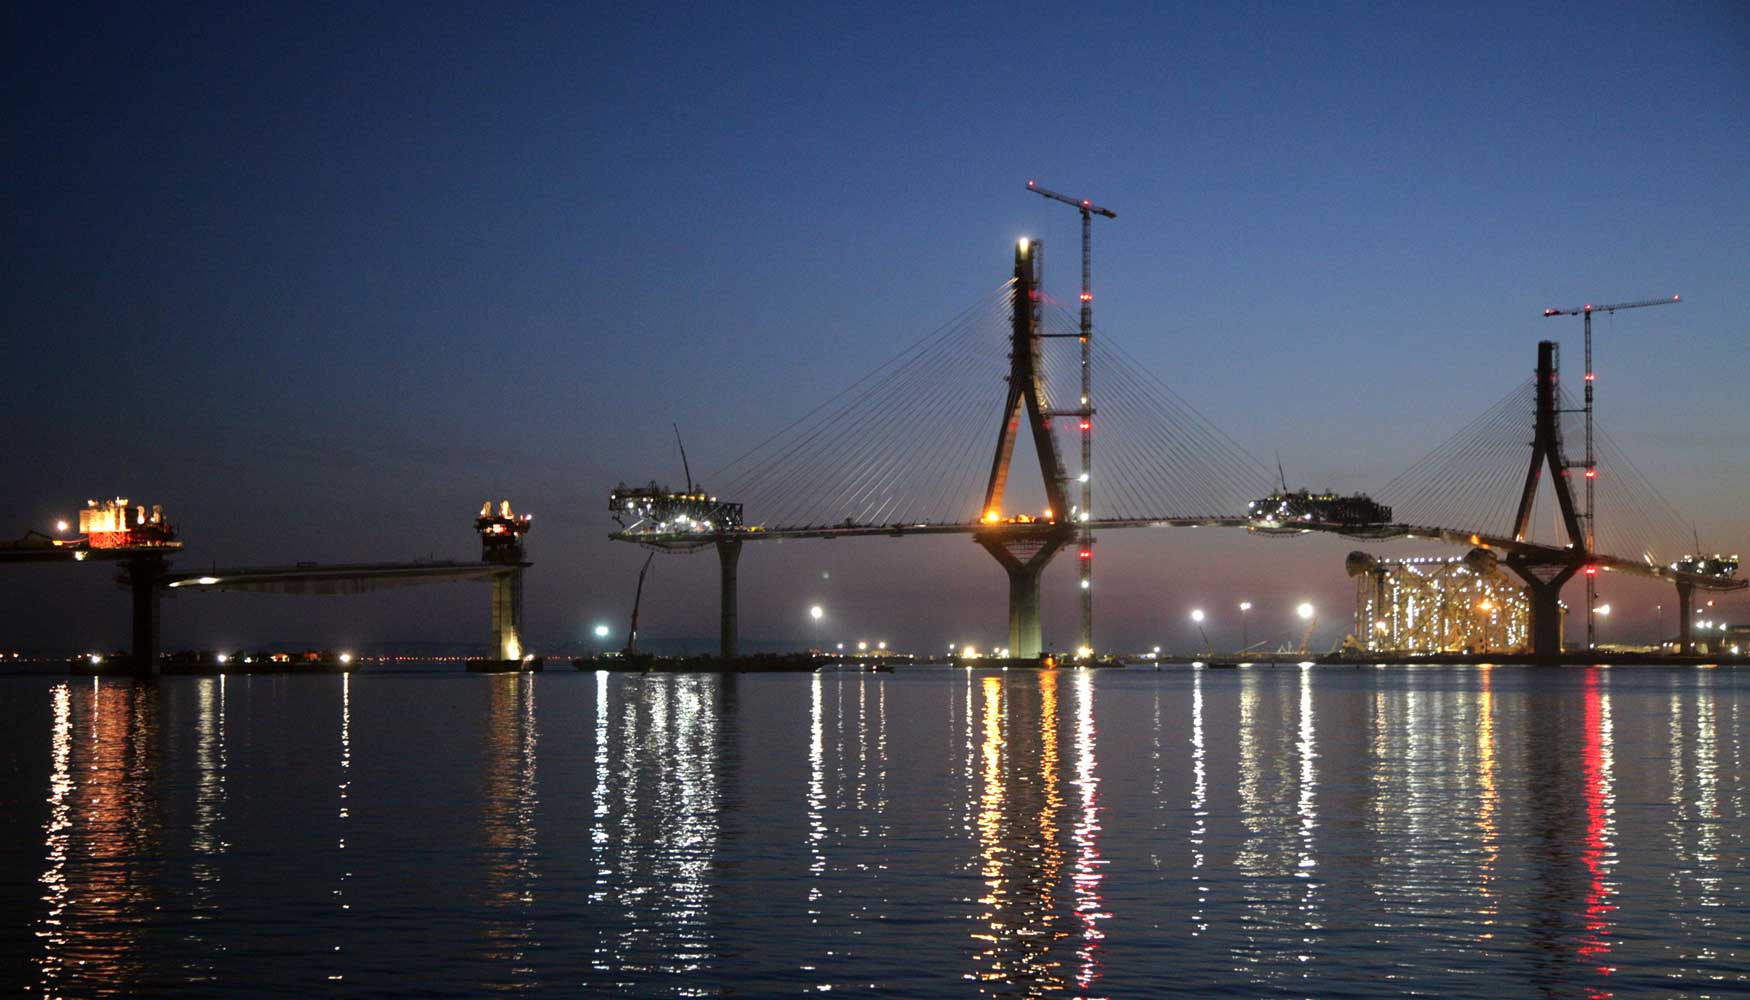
(976, 532, 1071, 658)
(1505, 556, 1577, 661)
(716, 537, 741, 660)
(1675, 580, 1694, 653)
(477, 502, 532, 662)
(127, 554, 165, 675)
(976, 239, 1075, 657)
(490, 570, 525, 660)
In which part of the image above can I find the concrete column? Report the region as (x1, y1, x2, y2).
(492, 568, 525, 660)
(1505, 556, 1578, 662)
(1007, 562, 1044, 658)
(1676, 581, 1694, 653)
(717, 537, 742, 660)
(129, 556, 163, 675)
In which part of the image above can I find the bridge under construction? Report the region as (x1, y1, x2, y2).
(607, 193, 1741, 661)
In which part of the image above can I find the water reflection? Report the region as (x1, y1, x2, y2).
(1229, 667, 1321, 988)
(962, 669, 1115, 997)
(329, 672, 352, 984)
(11, 665, 1750, 996)
(584, 672, 720, 995)
(34, 679, 163, 997)
(479, 673, 541, 989)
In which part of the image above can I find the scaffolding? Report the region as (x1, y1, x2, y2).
(1349, 549, 1535, 654)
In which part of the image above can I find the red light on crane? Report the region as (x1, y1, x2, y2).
(1584, 373, 1595, 381)
(1079, 292, 1092, 302)
(1585, 566, 1598, 576)
(1585, 469, 1597, 478)
(1079, 420, 1091, 431)
(1079, 549, 1091, 559)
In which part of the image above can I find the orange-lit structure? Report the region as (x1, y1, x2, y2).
(75, 498, 177, 549)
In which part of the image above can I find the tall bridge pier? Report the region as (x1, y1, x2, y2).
(477, 502, 534, 661)
(127, 554, 167, 675)
(1502, 340, 1589, 660)
(974, 238, 1075, 659)
(716, 537, 741, 659)
(1675, 580, 1695, 653)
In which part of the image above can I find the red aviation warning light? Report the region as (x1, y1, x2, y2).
(1585, 566, 1598, 576)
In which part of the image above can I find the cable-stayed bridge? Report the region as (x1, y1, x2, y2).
(612, 239, 1741, 659)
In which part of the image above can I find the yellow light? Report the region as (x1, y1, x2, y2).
(1075, 645, 1092, 659)
(1017, 238, 1030, 253)
(961, 645, 978, 658)
(1042, 508, 1053, 519)
(982, 511, 1000, 523)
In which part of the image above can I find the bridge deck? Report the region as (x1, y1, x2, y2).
(612, 517, 1744, 592)
(159, 561, 524, 595)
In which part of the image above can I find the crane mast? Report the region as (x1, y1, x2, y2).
(1542, 293, 1680, 649)
(1027, 180, 1115, 655)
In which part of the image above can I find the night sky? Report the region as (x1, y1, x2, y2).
(5, 2, 1747, 655)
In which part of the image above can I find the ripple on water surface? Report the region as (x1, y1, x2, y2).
(0, 665, 1744, 997)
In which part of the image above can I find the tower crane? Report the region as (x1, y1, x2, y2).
(1543, 293, 1681, 649)
(1027, 180, 1115, 655)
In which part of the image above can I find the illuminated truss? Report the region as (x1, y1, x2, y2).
(1351, 552, 1535, 654)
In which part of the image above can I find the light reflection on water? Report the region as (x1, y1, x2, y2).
(5, 665, 1747, 997)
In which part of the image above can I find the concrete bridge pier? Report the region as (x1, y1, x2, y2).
(1504, 555, 1577, 661)
(977, 532, 1070, 659)
(1675, 580, 1694, 653)
(127, 554, 166, 675)
(490, 569, 525, 661)
(477, 501, 533, 662)
(716, 537, 741, 660)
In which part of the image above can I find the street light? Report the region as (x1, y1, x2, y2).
(1190, 608, 1210, 655)
(1295, 602, 1317, 655)
(809, 605, 824, 621)
(1238, 601, 1253, 651)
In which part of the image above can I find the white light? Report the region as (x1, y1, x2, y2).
(1596, 604, 1611, 617)
(1191, 608, 1205, 623)
(836, 643, 844, 650)
(1239, 601, 1252, 611)
(857, 641, 867, 651)
(809, 605, 824, 621)
(593, 624, 610, 638)
(54, 519, 69, 533)
(338, 652, 353, 665)
(73, 551, 88, 562)
(216, 654, 228, 664)
(1078, 472, 1089, 483)
(877, 641, 886, 650)
(1017, 237, 1030, 253)
(1297, 602, 1315, 620)
(88, 653, 102, 665)
(198, 576, 220, 585)
(1152, 645, 1161, 654)
(1080, 579, 1090, 589)
(1076, 646, 1093, 659)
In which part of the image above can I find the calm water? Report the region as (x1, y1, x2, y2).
(1, 664, 1745, 998)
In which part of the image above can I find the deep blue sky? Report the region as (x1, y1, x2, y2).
(4, 2, 1746, 653)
